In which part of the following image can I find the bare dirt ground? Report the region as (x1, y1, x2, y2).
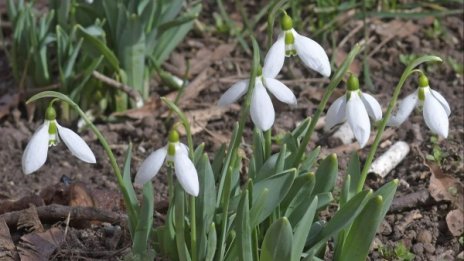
(0, 2, 463, 260)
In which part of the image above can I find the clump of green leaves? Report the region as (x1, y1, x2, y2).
(379, 241, 415, 261)
(6, 0, 201, 115)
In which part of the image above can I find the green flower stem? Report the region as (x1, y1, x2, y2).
(291, 44, 362, 167)
(216, 37, 260, 207)
(216, 37, 260, 261)
(26, 91, 138, 233)
(167, 165, 175, 203)
(356, 55, 443, 192)
(160, 98, 197, 261)
(190, 195, 197, 261)
(264, 129, 272, 159)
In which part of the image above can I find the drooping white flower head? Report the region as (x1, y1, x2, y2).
(218, 67, 297, 131)
(387, 74, 450, 138)
(263, 12, 331, 79)
(134, 129, 199, 197)
(22, 106, 96, 175)
(325, 75, 382, 148)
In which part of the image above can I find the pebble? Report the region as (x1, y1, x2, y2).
(457, 251, 464, 260)
(417, 230, 433, 244)
(379, 221, 393, 235)
(424, 242, 436, 254)
(412, 243, 424, 254)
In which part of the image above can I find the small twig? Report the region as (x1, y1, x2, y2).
(1, 204, 127, 228)
(92, 71, 144, 107)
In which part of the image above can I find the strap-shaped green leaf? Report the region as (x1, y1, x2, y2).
(250, 169, 296, 226)
(196, 153, 217, 260)
(338, 196, 384, 261)
(132, 182, 154, 256)
(312, 154, 338, 195)
(122, 143, 139, 234)
(291, 197, 319, 261)
(260, 217, 293, 261)
(306, 190, 372, 255)
(236, 189, 253, 261)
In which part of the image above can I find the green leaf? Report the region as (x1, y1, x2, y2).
(312, 154, 338, 195)
(291, 197, 318, 261)
(211, 144, 226, 179)
(205, 223, 217, 261)
(76, 25, 120, 71)
(196, 153, 217, 260)
(175, 185, 191, 261)
(282, 173, 316, 219)
(255, 153, 279, 181)
(339, 196, 384, 261)
(132, 182, 154, 256)
(236, 189, 253, 261)
(250, 169, 296, 226)
(260, 217, 293, 261)
(122, 143, 139, 234)
(300, 146, 321, 172)
(347, 152, 361, 200)
(306, 190, 372, 254)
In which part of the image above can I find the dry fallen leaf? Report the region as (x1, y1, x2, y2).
(18, 227, 65, 261)
(0, 92, 20, 120)
(17, 205, 44, 233)
(373, 19, 420, 39)
(0, 218, 17, 260)
(334, 50, 361, 75)
(427, 162, 464, 210)
(446, 209, 464, 237)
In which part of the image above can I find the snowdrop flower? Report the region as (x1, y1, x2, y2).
(134, 130, 199, 197)
(218, 67, 297, 131)
(22, 106, 96, 175)
(388, 74, 450, 138)
(263, 12, 331, 78)
(325, 75, 382, 148)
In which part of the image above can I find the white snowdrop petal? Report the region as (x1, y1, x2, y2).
(250, 82, 275, 131)
(293, 30, 331, 77)
(218, 79, 249, 106)
(346, 94, 371, 148)
(430, 89, 451, 116)
(264, 78, 297, 105)
(134, 147, 167, 185)
(361, 92, 383, 121)
(263, 34, 286, 78)
(387, 91, 418, 127)
(423, 91, 449, 138)
(22, 121, 50, 174)
(174, 151, 199, 196)
(325, 95, 346, 130)
(57, 123, 96, 163)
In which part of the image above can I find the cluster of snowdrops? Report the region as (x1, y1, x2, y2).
(21, 11, 450, 261)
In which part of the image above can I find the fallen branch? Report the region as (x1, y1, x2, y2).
(92, 71, 144, 107)
(1, 204, 127, 228)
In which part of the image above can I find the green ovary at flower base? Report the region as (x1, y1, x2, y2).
(22, 105, 96, 175)
(325, 74, 383, 148)
(387, 73, 451, 138)
(134, 129, 199, 197)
